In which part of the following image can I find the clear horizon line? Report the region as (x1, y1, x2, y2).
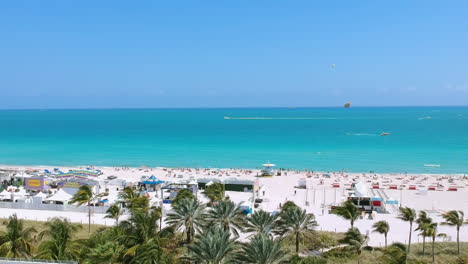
(0, 104, 468, 111)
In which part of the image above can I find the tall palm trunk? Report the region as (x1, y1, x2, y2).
(422, 236, 426, 255)
(432, 235, 435, 264)
(186, 226, 192, 244)
(351, 219, 354, 229)
(295, 233, 300, 254)
(384, 233, 388, 249)
(88, 201, 92, 233)
(457, 227, 460, 255)
(408, 222, 412, 254)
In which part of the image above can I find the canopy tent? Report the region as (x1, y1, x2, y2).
(33, 192, 48, 198)
(142, 175, 164, 185)
(353, 181, 370, 197)
(45, 189, 73, 204)
(0, 190, 11, 200)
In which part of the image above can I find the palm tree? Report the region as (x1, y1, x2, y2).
(207, 199, 246, 236)
(118, 187, 139, 202)
(341, 227, 368, 264)
(245, 210, 278, 236)
(166, 198, 206, 244)
(118, 187, 148, 212)
(278, 207, 317, 254)
(425, 222, 446, 264)
(441, 210, 468, 255)
(172, 188, 195, 206)
(131, 238, 165, 264)
(332, 200, 359, 228)
(372, 220, 390, 248)
(204, 183, 225, 205)
(0, 214, 36, 258)
(415, 210, 432, 255)
(36, 217, 82, 261)
(119, 206, 162, 246)
(280, 201, 300, 215)
(186, 226, 238, 264)
(85, 240, 124, 264)
(237, 234, 287, 264)
(397, 207, 416, 255)
(70, 185, 106, 232)
(105, 204, 123, 225)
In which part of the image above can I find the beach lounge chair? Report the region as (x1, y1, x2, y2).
(448, 186, 458, 191)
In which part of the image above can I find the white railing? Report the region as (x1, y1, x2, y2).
(0, 201, 111, 214)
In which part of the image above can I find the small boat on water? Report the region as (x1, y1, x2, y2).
(380, 132, 391, 136)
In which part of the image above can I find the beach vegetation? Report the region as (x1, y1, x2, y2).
(172, 188, 195, 206)
(36, 217, 82, 261)
(2, 193, 468, 263)
(185, 225, 238, 264)
(204, 182, 225, 205)
(237, 234, 287, 264)
(340, 227, 370, 264)
(0, 214, 36, 258)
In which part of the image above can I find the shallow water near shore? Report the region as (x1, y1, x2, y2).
(1, 107, 467, 173)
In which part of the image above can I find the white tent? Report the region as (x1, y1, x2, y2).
(34, 192, 48, 198)
(12, 188, 28, 198)
(45, 189, 73, 204)
(0, 190, 11, 200)
(353, 181, 370, 197)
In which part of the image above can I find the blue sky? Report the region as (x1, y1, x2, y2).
(1, 1, 468, 109)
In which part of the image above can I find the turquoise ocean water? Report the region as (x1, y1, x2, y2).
(0, 107, 467, 173)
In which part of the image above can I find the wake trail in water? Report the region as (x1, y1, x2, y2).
(224, 117, 337, 120)
(346, 133, 377, 136)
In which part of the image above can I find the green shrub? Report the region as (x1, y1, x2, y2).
(456, 256, 468, 264)
(290, 255, 327, 264)
(323, 247, 355, 259)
